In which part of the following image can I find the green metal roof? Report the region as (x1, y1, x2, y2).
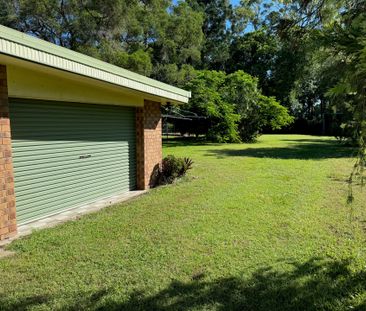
(0, 25, 191, 102)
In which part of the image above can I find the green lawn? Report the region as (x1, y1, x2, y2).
(1, 134, 366, 310)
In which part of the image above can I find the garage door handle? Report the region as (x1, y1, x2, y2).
(79, 154, 92, 159)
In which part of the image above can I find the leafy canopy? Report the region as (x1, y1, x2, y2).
(183, 70, 293, 142)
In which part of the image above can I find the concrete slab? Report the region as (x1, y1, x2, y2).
(0, 190, 147, 247)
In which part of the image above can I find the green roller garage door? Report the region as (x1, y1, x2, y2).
(9, 99, 136, 224)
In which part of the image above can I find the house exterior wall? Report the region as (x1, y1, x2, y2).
(136, 100, 162, 190)
(0, 65, 16, 241)
(0, 63, 163, 237)
(5, 61, 144, 107)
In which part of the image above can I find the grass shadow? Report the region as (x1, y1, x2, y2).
(0, 289, 110, 311)
(107, 257, 366, 311)
(2, 258, 365, 310)
(163, 137, 222, 148)
(164, 137, 355, 160)
(280, 138, 338, 144)
(206, 141, 355, 160)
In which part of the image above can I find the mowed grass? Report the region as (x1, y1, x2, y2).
(1, 134, 366, 310)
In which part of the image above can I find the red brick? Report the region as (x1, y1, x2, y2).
(0, 119, 9, 125)
(8, 222, 16, 230)
(5, 163, 12, 170)
(136, 100, 162, 190)
(2, 138, 10, 145)
(0, 65, 17, 240)
(6, 195, 15, 203)
(9, 211, 16, 220)
(0, 227, 9, 236)
(3, 150, 12, 159)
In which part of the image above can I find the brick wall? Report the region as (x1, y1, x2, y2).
(136, 100, 162, 189)
(0, 65, 17, 241)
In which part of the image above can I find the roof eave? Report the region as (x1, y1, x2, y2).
(0, 25, 191, 103)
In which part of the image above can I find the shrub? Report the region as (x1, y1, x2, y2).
(238, 95, 295, 142)
(155, 155, 193, 186)
(182, 70, 293, 143)
(223, 71, 294, 142)
(183, 70, 241, 142)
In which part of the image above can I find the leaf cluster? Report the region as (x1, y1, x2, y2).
(183, 70, 293, 142)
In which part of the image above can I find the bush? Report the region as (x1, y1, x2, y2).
(223, 71, 294, 142)
(183, 70, 241, 142)
(155, 155, 193, 186)
(238, 95, 295, 142)
(182, 70, 293, 143)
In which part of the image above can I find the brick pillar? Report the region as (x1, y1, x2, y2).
(136, 100, 162, 190)
(0, 65, 17, 241)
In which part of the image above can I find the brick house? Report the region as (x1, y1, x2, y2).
(0, 25, 190, 241)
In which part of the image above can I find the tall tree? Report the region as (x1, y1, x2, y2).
(0, 0, 204, 80)
(187, 0, 233, 70)
(0, 0, 131, 50)
(227, 29, 279, 94)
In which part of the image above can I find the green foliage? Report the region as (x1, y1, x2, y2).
(227, 30, 280, 89)
(97, 41, 153, 76)
(0, 0, 203, 82)
(183, 70, 293, 142)
(156, 155, 193, 185)
(126, 50, 153, 76)
(0, 0, 131, 49)
(152, 2, 204, 67)
(151, 64, 197, 87)
(183, 70, 241, 142)
(236, 94, 294, 142)
(188, 0, 233, 70)
(261, 96, 294, 130)
(320, 8, 366, 200)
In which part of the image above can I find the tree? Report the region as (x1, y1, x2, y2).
(227, 29, 279, 93)
(324, 9, 366, 200)
(0, 0, 131, 50)
(187, 0, 233, 70)
(0, 0, 203, 82)
(181, 70, 293, 142)
(223, 70, 293, 142)
(151, 2, 204, 67)
(282, 0, 366, 199)
(183, 70, 240, 142)
(149, 1, 204, 84)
